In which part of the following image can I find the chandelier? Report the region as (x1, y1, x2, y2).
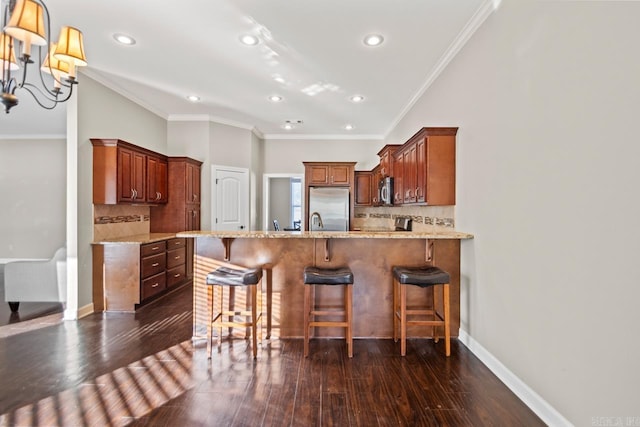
(0, 0, 87, 113)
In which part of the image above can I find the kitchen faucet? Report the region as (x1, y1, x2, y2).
(310, 211, 324, 229)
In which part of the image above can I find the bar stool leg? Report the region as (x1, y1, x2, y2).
(251, 284, 258, 359)
(266, 268, 272, 339)
(304, 285, 311, 357)
(400, 283, 407, 356)
(444, 283, 451, 357)
(218, 285, 224, 351)
(432, 287, 438, 343)
(345, 285, 353, 358)
(207, 286, 213, 359)
(392, 277, 398, 343)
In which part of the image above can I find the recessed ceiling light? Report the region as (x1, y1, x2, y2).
(350, 95, 365, 103)
(269, 95, 283, 102)
(344, 124, 354, 130)
(187, 95, 200, 102)
(113, 33, 136, 46)
(240, 34, 259, 46)
(363, 34, 384, 47)
(283, 123, 293, 130)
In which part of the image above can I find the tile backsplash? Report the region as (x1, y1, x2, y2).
(93, 205, 150, 241)
(353, 205, 455, 231)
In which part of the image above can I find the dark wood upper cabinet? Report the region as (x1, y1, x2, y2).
(186, 161, 201, 204)
(117, 146, 146, 203)
(377, 145, 402, 178)
(92, 139, 169, 205)
(354, 170, 373, 206)
(391, 127, 457, 206)
(392, 152, 404, 205)
(304, 162, 353, 186)
(146, 155, 168, 204)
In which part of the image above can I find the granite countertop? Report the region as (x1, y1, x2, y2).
(92, 233, 178, 245)
(176, 229, 474, 240)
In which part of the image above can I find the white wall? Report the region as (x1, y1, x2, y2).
(76, 75, 167, 310)
(250, 131, 264, 230)
(0, 138, 66, 258)
(387, 1, 640, 424)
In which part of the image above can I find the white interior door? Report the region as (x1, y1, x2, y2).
(212, 166, 249, 231)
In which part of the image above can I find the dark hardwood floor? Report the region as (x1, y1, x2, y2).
(0, 283, 543, 426)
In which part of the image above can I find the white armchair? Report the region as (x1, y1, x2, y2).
(4, 247, 67, 312)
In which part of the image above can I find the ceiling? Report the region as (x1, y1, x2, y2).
(1, 0, 492, 139)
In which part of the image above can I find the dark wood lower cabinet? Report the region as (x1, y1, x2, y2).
(92, 237, 190, 312)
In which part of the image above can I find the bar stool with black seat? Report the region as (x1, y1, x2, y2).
(303, 266, 354, 358)
(392, 265, 451, 356)
(206, 265, 263, 359)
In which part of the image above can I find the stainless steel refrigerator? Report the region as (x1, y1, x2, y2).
(308, 187, 350, 231)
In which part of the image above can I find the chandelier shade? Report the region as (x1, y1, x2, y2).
(0, 32, 18, 71)
(54, 26, 86, 67)
(4, 0, 47, 52)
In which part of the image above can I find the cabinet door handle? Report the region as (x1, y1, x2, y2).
(174, 273, 181, 278)
(151, 283, 159, 288)
(151, 246, 159, 250)
(152, 262, 159, 267)
(174, 256, 180, 260)
(131, 189, 135, 199)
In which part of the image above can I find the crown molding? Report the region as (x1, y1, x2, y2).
(262, 133, 384, 141)
(384, 0, 497, 138)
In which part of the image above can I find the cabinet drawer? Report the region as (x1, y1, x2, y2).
(167, 238, 186, 249)
(141, 253, 166, 278)
(141, 241, 166, 257)
(141, 272, 166, 300)
(167, 264, 186, 287)
(167, 247, 186, 269)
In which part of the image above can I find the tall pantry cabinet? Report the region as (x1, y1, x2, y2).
(150, 157, 203, 280)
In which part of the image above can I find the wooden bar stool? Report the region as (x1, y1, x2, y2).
(206, 266, 263, 359)
(392, 266, 451, 356)
(303, 266, 354, 358)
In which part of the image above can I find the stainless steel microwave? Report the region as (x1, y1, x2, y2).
(379, 176, 394, 205)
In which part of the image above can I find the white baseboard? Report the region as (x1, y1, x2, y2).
(457, 329, 573, 427)
(77, 303, 94, 319)
(64, 303, 94, 320)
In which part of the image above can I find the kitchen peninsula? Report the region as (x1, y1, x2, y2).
(177, 229, 473, 341)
